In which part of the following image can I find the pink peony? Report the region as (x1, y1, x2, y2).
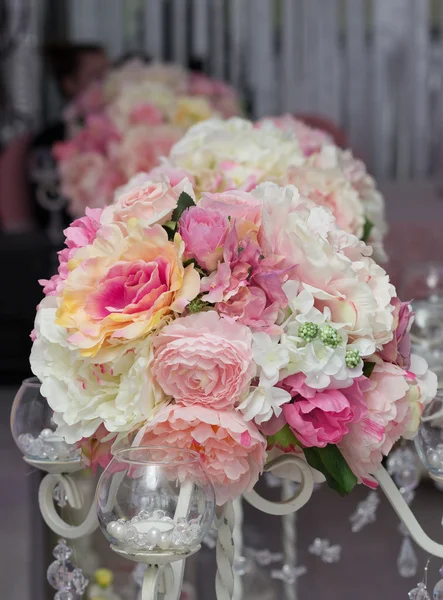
(201, 226, 292, 332)
(152, 311, 255, 409)
(281, 377, 368, 448)
(339, 361, 415, 487)
(39, 208, 103, 296)
(179, 206, 229, 271)
(198, 190, 263, 229)
(379, 298, 413, 368)
(135, 404, 266, 504)
(101, 175, 189, 226)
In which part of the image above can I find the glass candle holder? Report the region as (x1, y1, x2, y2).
(10, 377, 80, 463)
(96, 447, 215, 558)
(415, 394, 443, 480)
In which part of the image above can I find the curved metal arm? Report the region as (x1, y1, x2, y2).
(141, 566, 162, 600)
(38, 473, 99, 539)
(243, 455, 315, 515)
(375, 466, 443, 558)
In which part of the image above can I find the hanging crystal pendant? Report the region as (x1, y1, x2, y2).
(349, 491, 380, 532)
(434, 579, 443, 600)
(397, 536, 418, 578)
(46, 539, 89, 598)
(408, 582, 430, 600)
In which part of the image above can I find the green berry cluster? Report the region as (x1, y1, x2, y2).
(298, 322, 319, 343)
(345, 349, 361, 368)
(319, 325, 341, 348)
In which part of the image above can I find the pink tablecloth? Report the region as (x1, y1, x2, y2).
(380, 180, 443, 290)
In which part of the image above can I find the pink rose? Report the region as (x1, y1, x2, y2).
(102, 176, 191, 226)
(339, 361, 413, 487)
(281, 377, 368, 447)
(135, 404, 266, 504)
(179, 206, 229, 271)
(152, 311, 255, 409)
(198, 190, 262, 228)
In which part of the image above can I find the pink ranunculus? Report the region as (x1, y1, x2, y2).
(39, 208, 103, 296)
(179, 206, 229, 271)
(129, 103, 164, 126)
(152, 311, 255, 410)
(281, 377, 368, 448)
(379, 298, 413, 368)
(101, 175, 191, 226)
(78, 424, 116, 473)
(339, 361, 417, 487)
(134, 404, 266, 504)
(201, 226, 291, 332)
(198, 189, 263, 229)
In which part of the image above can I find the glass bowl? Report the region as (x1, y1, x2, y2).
(96, 446, 215, 559)
(10, 377, 80, 463)
(415, 394, 443, 480)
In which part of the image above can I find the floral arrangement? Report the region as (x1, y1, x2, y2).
(54, 61, 243, 217)
(153, 116, 388, 262)
(31, 168, 436, 505)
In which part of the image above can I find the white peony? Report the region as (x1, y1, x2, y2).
(31, 297, 167, 443)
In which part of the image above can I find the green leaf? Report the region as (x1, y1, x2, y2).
(267, 425, 300, 451)
(171, 191, 196, 223)
(362, 218, 374, 243)
(303, 445, 357, 496)
(163, 221, 177, 241)
(363, 361, 375, 378)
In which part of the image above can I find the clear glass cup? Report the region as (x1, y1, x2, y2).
(415, 394, 443, 479)
(10, 377, 80, 462)
(96, 446, 215, 557)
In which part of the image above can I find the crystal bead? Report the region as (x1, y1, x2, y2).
(322, 544, 341, 563)
(71, 568, 88, 595)
(126, 526, 138, 542)
(408, 582, 430, 600)
(439, 565, 443, 578)
(54, 592, 75, 600)
(18, 433, 34, 454)
(253, 549, 283, 567)
(350, 491, 380, 532)
(396, 466, 420, 493)
(271, 564, 307, 584)
(397, 536, 418, 578)
(47, 559, 74, 590)
(308, 538, 329, 557)
(138, 510, 151, 520)
(46, 445, 59, 461)
(33, 438, 46, 458)
(233, 556, 247, 576)
(52, 539, 72, 561)
(434, 579, 443, 600)
(152, 510, 167, 519)
(52, 484, 68, 508)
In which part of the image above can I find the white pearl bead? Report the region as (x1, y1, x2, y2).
(146, 527, 160, 545)
(107, 521, 127, 541)
(428, 451, 441, 468)
(40, 428, 53, 439)
(157, 533, 171, 550)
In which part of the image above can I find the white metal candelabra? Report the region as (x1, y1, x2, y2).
(26, 451, 443, 600)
